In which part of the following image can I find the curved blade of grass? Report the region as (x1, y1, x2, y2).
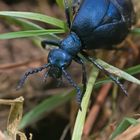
(19, 91, 75, 129)
(96, 59, 140, 85)
(110, 117, 139, 140)
(1, 16, 43, 30)
(0, 11, 67, 30)
(0, 29, 64, 39)
(1, 16, 61, 40)
(95, 64, 140, 88)
(72, 66, 99, 140)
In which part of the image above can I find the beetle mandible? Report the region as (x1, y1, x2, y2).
(17, 0, 136, 106)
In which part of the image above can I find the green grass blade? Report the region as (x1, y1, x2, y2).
(1, 16, 43, 30)
(1, 16, 60, 40)
(72, 66, 99, 140)
(125, 64, 140, 75)
(95, 64, 140, 88)
(96, 59, 140, 85)
(19, 91, 75, 129)
(56, 0, 64, 8)
(0, 16, 61, 40)
(110, 117, 139, 140)
(0, 11, 67, 30)
(0, 29, 64, 39)
(131, 28, 140, 34)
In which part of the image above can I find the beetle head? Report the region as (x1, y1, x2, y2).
(47, 49, 72, 78)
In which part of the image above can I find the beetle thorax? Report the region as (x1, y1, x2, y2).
(60, 32, 82, 56)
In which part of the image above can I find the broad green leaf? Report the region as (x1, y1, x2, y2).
(110, 117, 139, 140)
(72, 66, 99, 140)
(19, 91, 75, 129)
(0, 11, 67, 30)
(0, 29, 64, 39)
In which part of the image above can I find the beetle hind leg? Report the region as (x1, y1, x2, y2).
(81, 51, 128, 96)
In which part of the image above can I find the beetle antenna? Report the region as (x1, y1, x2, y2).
(81, 51, 128, 96)
(62, 68, 82, 109)
(17, 63, 50, 90)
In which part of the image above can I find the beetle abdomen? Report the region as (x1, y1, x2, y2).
(71, 0, 135, 49)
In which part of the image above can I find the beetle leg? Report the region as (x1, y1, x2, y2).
(62, 67, 82, 109)
(110, 0, 126, 22)
(64, 0, 81, 28)
(17, 63, 50, 90)
(72, 0, 81, 14)
(81, 51, 128, 96)
(41, 40, 60, 49)
(64, 0, 71, 28)
(74, 56, 87, 98)
(72, 0, 81, 6)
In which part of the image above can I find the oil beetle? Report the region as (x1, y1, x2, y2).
(17, 0, 136, 107)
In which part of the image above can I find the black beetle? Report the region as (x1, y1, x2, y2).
(17, 0, 136, 106)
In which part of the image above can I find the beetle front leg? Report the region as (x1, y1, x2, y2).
(41, 40, 60, 49)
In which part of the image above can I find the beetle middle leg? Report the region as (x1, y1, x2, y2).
(81, 51, 128, 96)
(74, 56, 87, 98)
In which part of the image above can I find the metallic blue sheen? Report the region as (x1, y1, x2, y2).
(71, 0, 135, 49)
(48, 49, 72, 68)
(60, 32, 82, 56)
(47, 0, 135, 76)
(18, 0, 136, 105)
